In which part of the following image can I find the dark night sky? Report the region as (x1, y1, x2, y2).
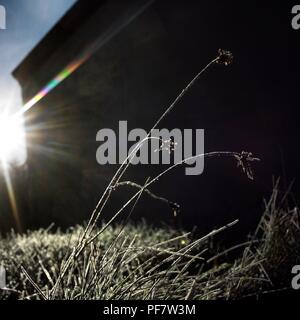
(167, 0, 300, 189)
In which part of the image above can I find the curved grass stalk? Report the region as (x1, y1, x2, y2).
(50, 51, 232, 298)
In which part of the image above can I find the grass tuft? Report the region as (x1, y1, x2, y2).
(0, 186, 299, 300)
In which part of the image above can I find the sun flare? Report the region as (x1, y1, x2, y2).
(0, 114, 25, 166)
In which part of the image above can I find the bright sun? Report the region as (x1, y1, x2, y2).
(0, 114, 25, 166)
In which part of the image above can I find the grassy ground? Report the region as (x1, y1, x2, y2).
(0, 188, 299, 300)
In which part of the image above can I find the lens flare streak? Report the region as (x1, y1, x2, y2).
(1, 161, 21, 232)
(18, 58, 86, 116)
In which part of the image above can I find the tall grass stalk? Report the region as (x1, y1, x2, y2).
(18, 49, 262, 300)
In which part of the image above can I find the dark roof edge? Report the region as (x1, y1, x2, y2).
(12, 0, 104, 83)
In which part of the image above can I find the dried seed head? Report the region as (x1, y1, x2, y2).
(234, 151, 260, 180)
(216, 49, 233, 66)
